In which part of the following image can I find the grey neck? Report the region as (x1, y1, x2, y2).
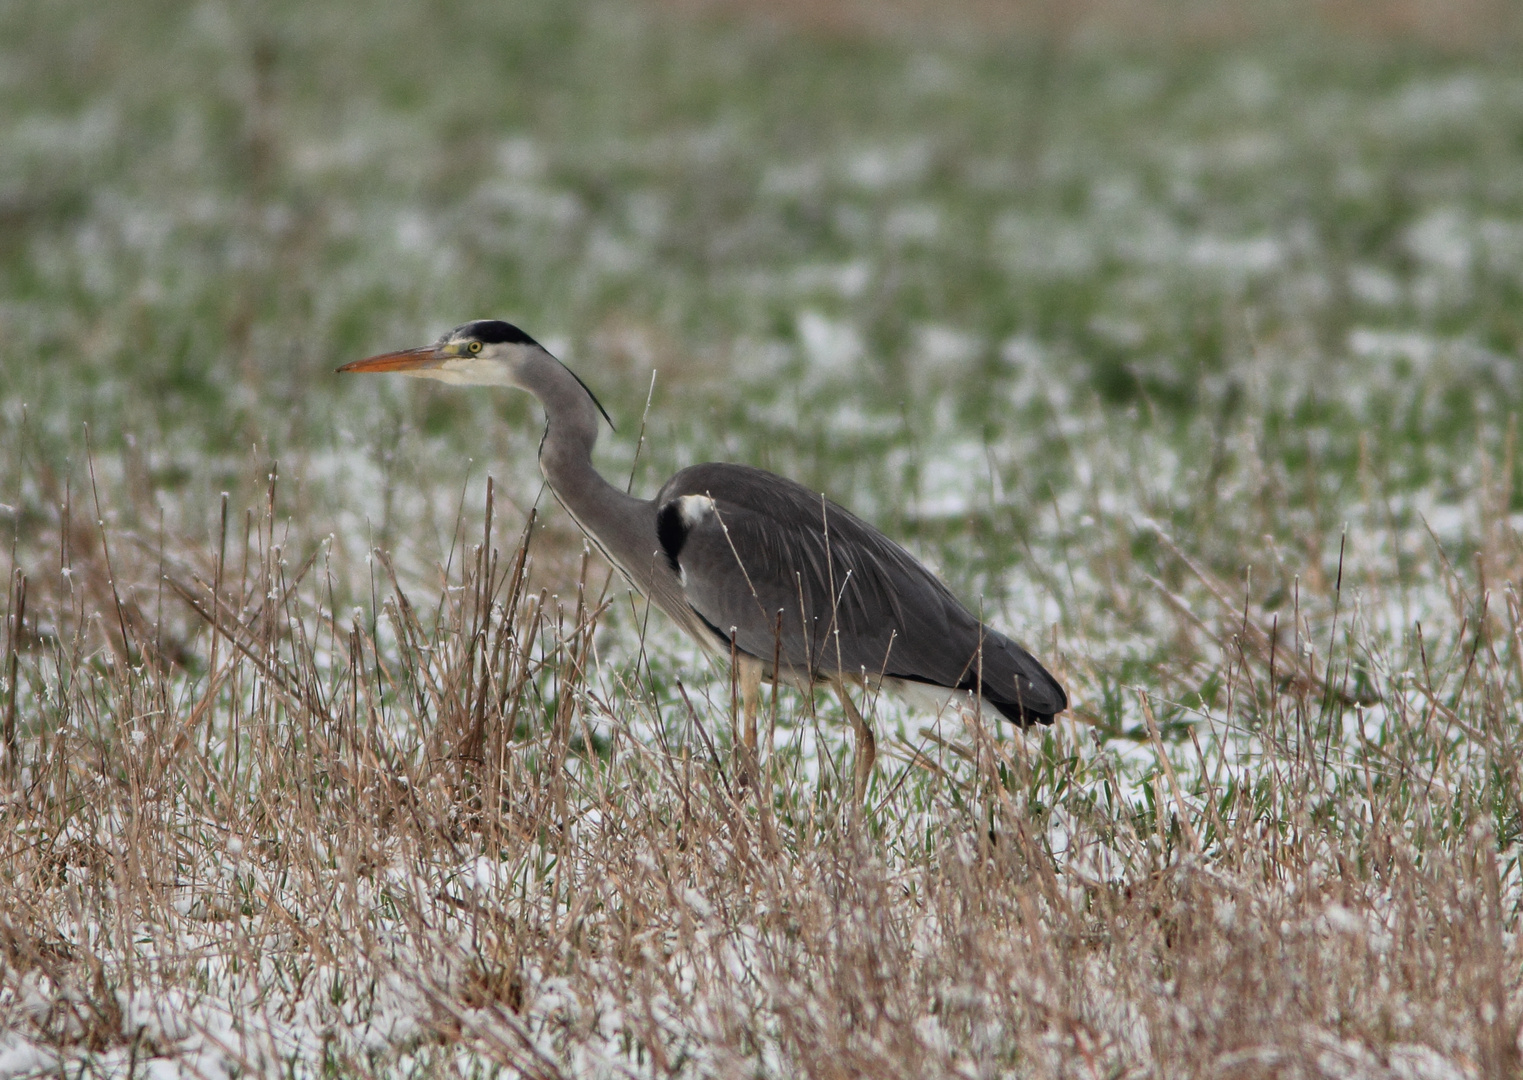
(517, 352, 660, 591)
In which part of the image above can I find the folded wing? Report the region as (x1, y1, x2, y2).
(655, 463, 1066, 725)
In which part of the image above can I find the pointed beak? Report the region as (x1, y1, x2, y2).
(336, 346, 444, 375)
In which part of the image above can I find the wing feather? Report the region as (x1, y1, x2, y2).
(657, 463, 1066, 723)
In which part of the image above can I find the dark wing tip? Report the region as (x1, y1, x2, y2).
(979, 666, 1067, 727)
(986, 691, 1065, 727)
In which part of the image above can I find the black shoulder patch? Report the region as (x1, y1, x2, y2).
(463, 320, 537, 345)
(655, 501, 689, 574)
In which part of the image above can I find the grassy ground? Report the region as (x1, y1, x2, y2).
(2, 1, 1522, 1076)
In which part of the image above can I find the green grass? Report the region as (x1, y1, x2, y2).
(2, 1, 1522, 1076)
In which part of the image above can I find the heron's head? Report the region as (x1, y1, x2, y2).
(337, 320, 544, 387)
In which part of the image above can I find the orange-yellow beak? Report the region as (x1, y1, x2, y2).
(336, 346, 444, 375)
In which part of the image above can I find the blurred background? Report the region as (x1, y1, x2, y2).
(6, 5, 1523, 1071)
(3, 0, 1523, 717)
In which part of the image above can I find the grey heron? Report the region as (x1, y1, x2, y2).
(339, 320, 1066, 802)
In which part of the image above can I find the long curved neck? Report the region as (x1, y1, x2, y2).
(515, 354, 660, 591)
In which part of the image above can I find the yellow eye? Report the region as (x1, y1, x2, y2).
(468, 341, 482, 354)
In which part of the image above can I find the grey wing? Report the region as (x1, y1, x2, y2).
(656, 463, 1066, 724)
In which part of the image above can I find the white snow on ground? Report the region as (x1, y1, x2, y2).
(3, 30, 1520, 1075)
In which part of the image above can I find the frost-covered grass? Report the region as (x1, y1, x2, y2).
(2, 0, 1523, 1076)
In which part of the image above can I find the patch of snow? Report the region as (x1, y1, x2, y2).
(914, 324, 982, 367)
(789, 261, 872, 299)
(795, 311, 863, 376)
(842, 143, 931, 191)
(1406, 209, 1473, 275)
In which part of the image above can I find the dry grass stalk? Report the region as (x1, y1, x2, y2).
(0, 464, 1518, 1077)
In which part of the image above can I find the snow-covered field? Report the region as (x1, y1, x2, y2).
(1, 1, 1520, 1075)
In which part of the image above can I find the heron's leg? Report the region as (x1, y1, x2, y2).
(735, 655, 763, 788)
(833, 680, 876, 805)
